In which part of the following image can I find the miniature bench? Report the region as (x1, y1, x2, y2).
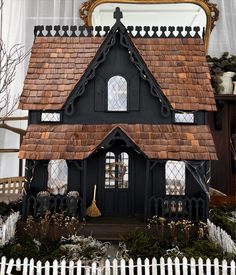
(0, 177, 25, 204)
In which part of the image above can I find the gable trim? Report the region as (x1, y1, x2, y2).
(64, 12, 171, 117)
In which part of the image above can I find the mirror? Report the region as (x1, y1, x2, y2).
(80, 0, 219, 49)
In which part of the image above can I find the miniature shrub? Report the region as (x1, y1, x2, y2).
(0, 236, 64, 262)
(209, 206, 236, 240)
(182, 240, 235, 261)
(22, 213, 82, 241)
(0, 202, 21, 217)
(147, 217, 208, 248)
(120, 229, 164, 260)
(1, 235, 109, 263)
(60, 235, 109, 263)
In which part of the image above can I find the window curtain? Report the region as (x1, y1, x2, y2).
(0, 0, 83, 177)
(208, 0, 236, 57)
(0, 0, 235, 177)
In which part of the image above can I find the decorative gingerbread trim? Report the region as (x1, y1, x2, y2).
(79, 0, 219, 49)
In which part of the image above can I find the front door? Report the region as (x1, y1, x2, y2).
(102, 151, 131, 216)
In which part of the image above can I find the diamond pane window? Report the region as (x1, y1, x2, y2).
(41, 112, 61, 122)
(48, 159, 68, 195)
(117, 152, 129, 189)
(105, 152, 115, 188)
(108, 76, 127, 111)
(175, 113, 194, 123)
(165, 161, 185, 195)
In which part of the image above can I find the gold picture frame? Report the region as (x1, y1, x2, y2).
(79, 0, 219, 49)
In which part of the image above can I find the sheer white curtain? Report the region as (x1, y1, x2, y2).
(0, 0, 235, 177)
(0, 0, 83, 178)
(208, 0, 236, 57)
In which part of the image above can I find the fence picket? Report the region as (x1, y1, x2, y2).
(16, 258, 22, 271)
(36, 261, 42, 275)
(6, 258, 14, 275)
(174, 257, 180, 275)
(53, 260, 58, 275)
(69, 260, 74, 275)
(214, 258, 219, 275)
(145, 258, 150, 275)
(151, 257, 158, 275)
(91, 262, 97, 275)
(112, 259, 118, 275)
(160, 257, 165, 275)
(121, 259, 126, 275)
(105, 259, 110, 275)
(0, 255, 234, 274)
(76, 260, 82, 275)
(86, 266, 91, 275)
(23, 258, 29, 275)
(222, 259, 228, 275)
(182, 257, 188, 275)
(128, 259, 134, 275)
(230, 260, 235, 275)
(206, 258, 211, 275)
(190, 258, 196, 275)
(137, 258, 142, 275)
(61, 260, 66, 275)
(45, 261, 50, 275)
(29, 258, 34, 275)
(0, 257, 6, 275)
(198, 257, 204, 275)
(167, 258, 173, 275)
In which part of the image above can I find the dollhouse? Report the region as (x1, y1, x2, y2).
(19, 8, 217, 221)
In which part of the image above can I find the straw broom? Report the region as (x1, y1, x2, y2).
(86, 185, 101, 217)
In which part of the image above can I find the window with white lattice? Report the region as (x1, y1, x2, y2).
(105, 152, 129, 189)
(165, 161, 185, 195)
(41, 112, 61, 122)
(175, 112, 194, 123)
(47, 160, 68, 195)
(108, 76, 127, 111)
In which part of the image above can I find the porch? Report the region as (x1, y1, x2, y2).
(21, 193, 208, 222)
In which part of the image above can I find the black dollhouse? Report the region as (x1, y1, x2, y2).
(19, 8, 217, 221)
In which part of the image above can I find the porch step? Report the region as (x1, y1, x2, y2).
(80, 217, 147, 241)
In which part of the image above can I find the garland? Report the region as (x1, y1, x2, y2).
(106, 162, 127, 181)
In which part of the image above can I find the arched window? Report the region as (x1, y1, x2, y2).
(165, 161, 185, 195)
(48, 159, 68, 195)
(108, 76, 127, 111)
(105, 152, 129, 188)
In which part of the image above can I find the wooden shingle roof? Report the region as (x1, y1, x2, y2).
(19, 124, 217, 160)
(19, 36, 216, 111)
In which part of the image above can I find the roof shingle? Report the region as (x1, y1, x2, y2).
(19, 124, 217, 160)
(19, 36, 216, 111)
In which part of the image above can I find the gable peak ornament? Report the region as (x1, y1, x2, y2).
(114, 7, 123, 23)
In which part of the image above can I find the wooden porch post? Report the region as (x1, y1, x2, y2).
(81, 159, 87, 221)
(144, 159, 150, 220)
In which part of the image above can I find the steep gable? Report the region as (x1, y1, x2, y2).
(19, 9, 216, 112)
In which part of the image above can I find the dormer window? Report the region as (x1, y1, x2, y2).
(108, 76, 127, 111)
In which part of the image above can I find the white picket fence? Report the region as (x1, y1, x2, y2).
(0, 212, 19, 246)
(208, 219, 236, 254)
(0, 256, 235, 275)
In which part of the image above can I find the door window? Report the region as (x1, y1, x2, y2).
(105, 151, 129, 189)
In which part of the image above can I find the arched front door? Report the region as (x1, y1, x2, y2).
(101, 151, 131, 216)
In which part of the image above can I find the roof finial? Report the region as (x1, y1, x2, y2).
(114, 7, 123, 23)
